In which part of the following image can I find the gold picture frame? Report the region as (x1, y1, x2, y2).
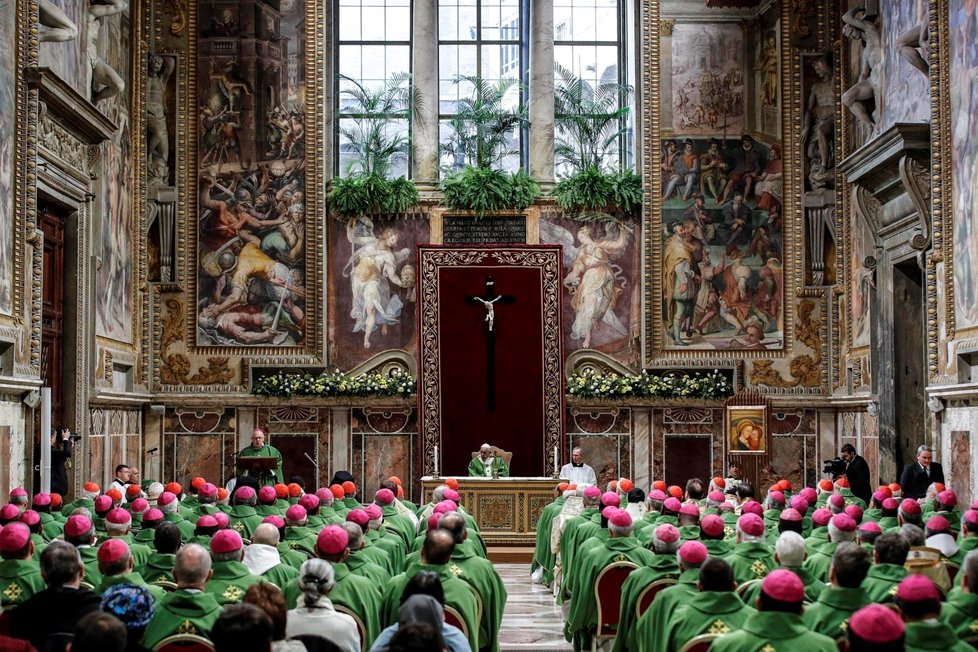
(727, 405, 768, 454)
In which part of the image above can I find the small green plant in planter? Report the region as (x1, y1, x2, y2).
(442, 166, 541, 216)
(330, 73, 420, 217)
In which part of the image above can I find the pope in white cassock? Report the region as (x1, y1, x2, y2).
(559, 447, 597, 487)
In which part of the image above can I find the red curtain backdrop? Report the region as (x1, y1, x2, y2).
(436, 265, 545, 477)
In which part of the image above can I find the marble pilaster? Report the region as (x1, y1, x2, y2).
(528, 0, 555, 184)
(412, 0, 439, 183)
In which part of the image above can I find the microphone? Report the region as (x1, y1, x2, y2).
(146, 447, 159, 454)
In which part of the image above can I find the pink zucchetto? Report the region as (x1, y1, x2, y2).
(211, 530, 243, 554)
(761, 569, 805, 602)
(316, 525, 349, 555)
(375, 489, 396, 505)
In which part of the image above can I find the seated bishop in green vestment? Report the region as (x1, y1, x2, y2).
(239, 428, 285, 487)
(468, 444, 509, 478)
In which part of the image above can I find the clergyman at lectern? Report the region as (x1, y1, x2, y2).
(468, 443, 509, 478)
(239, 427, 284, 486)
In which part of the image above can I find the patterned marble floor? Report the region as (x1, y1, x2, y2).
(497, 563, 573, 651)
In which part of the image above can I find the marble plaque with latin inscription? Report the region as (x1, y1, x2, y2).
(443, 216, 527, 245)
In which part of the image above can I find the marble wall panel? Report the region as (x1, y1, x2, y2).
(89, 437, 104, 492)
(357, 435, 412, 500)
(862, 436, 880, 489)
(259, 407, 330, 487)
(174, 434, 224, 489)
(570, 435, 626, 488)
(0, 402, 26, 491)
(108, 436, 124, 489)
(878, 0, 930, 129)
(951, 431, 971, 508)
(769, 435, 810, 491)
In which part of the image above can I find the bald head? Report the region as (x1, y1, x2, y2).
(422, 528, 455, 565)
(439, 512, 467, 545)
(251, 523, 280, 546)
(174, 543, 212, 589)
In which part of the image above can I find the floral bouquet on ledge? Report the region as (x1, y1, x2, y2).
(253, 368, 417, 398)
(567, 368, 733, 400)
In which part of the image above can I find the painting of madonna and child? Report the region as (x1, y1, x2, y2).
(661, 134, 784, 351)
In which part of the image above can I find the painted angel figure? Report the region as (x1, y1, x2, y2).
(344, 217, 414, 349)
(543, 219, 632, 349)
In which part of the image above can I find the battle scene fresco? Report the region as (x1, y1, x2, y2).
(660, 135, 784, 351)
(950, 0, 978, 331)
(669, 23, 745, 136)
(38, 0, 88, 98)
(878, 0, 929, 129)
(94, 6, 133, 342)
(0, 0, 15, 315)
(196, 0, 308, 346)
(540, 216, 640, 367)
(327, 217, 428, 371)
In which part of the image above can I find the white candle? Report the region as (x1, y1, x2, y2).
(553, 446, 558, 475)
(434, 445, 439, 474)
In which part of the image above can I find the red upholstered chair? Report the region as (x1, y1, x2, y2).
(636, 578, 678, 620)
(444, 606, 468, 638)
(947, 561, 961, 584)
(334, 605, 367, 652)
(677, 633, 720, 652)
(592, 561, 640, 652)
(151, 634, 215, 652)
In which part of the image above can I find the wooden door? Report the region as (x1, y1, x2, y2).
(40, 210, 65, 428)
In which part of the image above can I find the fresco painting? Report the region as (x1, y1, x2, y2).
(540, 216, 640, 367)
(196, 0, 308, 346)
(38, 0, 89, 98)
(950, 0, 978, 330)
(670, 23, 745, 136)
(0, 0, 15, 315)
(327, 217, 428, 371)
(850, 212, 874, 349)
(878, 0, 929, 129)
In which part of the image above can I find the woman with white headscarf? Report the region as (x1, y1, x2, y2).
(285, 559, 360, 652)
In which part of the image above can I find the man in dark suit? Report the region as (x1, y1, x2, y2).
(840, 443, 872, 504)
(899, 445, 945, 500)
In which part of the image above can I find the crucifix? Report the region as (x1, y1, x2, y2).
(465, 276, 516, 412)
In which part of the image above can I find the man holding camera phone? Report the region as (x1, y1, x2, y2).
(839, 444, 872, 505)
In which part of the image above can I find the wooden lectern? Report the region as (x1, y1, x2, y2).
(236, 456, 279, 479)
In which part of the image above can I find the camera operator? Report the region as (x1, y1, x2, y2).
(33, 427, 77, 495)
(839, 444, 872, 505)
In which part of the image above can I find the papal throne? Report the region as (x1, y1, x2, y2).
(470, 446, 513, 469)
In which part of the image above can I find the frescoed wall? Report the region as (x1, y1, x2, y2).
(660, 135, 784, 351)
(94, 6, 133, 341)
(950, 0, 978, 331)
(669, 23, 745, 136)
(38, 0, 88, 98)
(327, 216, 428, 370)
(850, 212, 873, 349)
(196, 0, 308, 347)
(0, 0, 15, 316)
(540, 215, 640, 367)
(878, 0, 929, 129)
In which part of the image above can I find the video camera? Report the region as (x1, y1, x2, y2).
(56, 427, 82, 442)
(822, 457, 846, 478)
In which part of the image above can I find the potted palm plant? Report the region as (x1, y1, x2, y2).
(328, 73, 420, 216)
(439, 76, 540, 216)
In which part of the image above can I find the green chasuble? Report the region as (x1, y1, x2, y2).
(382, 562, 480, 652)
(0, 559, 45, 607)
(134, 527, 158, 550)
(278, 543, 308, 571)
(703, 538, 731, 558)
(239, 443, 285, 486)
(631, 569, 700, 652)
(449, 541, 508, 652)
(101, 535, 152, 568)
(283, 526, 317, 557)
(380, 506, 418, 552)
(709, 610, 836, 652)
(741, 565, 825, 605)
(940, 589, 978, 638)
(140, 589, 223, 649)
(98, 572, 167, 602)
(663, 591, 756, 652)
(370, 529, 404, 575)
(532, 497, 564, 587)
(138, 553, 178, 584)
(616, 559, 683, 652)
(77, 546, 102, 587)
(726, 541, 775, 584)
(345, 549, 391, 585)
(803, 541, 838, 584)
(259, 561, 299, 590)
(283, 561, 385, 646)
(62, 497, 94, 518)
(802, 586, 869, 640)
(204, 560, 261, 605)
(467, 456, 508, 478)
(951, 536, 978, 566)
(566, 537, 656, 649)
(564, 530, 610, 599)
(39, 512, 63, 541)
(905, 620, 974, 651)
(557, 508, 600, 602)
(356, 541, 395, 578)
(862, 562, 908, 603)
(805, 528, 829, 555)
(163, 513, 196, 542)
(863, 508, 882, 523)
(227, 505, 263, 540)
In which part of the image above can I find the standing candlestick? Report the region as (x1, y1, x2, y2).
(553, 446, 558, 477)
(433, 445, 439, 477)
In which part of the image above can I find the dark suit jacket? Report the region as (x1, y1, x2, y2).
(844, 455, 872, 504)
(899, 462, 945, 500)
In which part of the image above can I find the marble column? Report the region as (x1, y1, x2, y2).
(330, 408, 351, 478)
(412, 0, 440, 184)
(528, 0, 555, 185)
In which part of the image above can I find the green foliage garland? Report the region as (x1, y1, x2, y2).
(441, 166, 541, 216)
(253, 368, 417, 398)
(567, 369, 733, 400)
(551, 167, 643, 215)
(328, 174, 419, 217)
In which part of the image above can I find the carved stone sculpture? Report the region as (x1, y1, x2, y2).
(841, 6, 881, 129)
(39, 0, 78, 42)
(88, 0, 129, 104)
(802, 56, 835, 189)
(147, 55, 175, 187)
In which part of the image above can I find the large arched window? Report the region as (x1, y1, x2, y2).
(438, 0, 529, 172)
(553, 0, 634, 175)
(335, 0, 412, 178)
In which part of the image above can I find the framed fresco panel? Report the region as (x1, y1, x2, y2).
(727, 405, 767, 454)
(877, 0, 929, 129)
(0, 0, 16, 316)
